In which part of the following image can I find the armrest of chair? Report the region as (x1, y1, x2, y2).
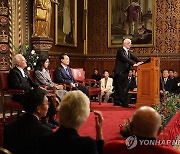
(84, 79, 98, 87)
(7, 89, 25, 94)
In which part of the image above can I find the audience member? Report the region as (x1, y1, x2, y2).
(174, 71, 179, 79)
(127, 69, 136, 91)
(169, 69, 175, 79)
(8, 54, 57, 128)
(92, 68, 102, 82)
(54, 53, 89, 96)
(3, 88, 53, 154)
(160, 70, 173, 94)
(100, 70, 113, 103)
(132, 69, 136, 77)
(173, 71, 180, 94)
(8, 54, 39, 103)
(127, 69, 137, 104)
(35, 55, 67, 103)
(103, 106, 179, 154)
(40, 90, 104, 154)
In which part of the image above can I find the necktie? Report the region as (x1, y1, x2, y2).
(127, 50, 129, 58)
(164, 78, 167, 84)
(65, 68, 70, 77)
(128, 77, 131, 83)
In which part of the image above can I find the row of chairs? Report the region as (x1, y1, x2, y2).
(0, 68, 101, 126)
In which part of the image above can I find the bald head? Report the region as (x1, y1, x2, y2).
(123, 39, 132, 49)
(130, 106, 162, 138)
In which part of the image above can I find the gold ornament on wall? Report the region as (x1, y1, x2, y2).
(0, 2, 8, 16)
(0, 30, 8, 43)
(0, 56, 9, 70)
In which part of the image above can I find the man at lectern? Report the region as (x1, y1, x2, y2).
(113, 38, 143, 107)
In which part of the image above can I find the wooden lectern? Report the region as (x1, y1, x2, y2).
(136, 57, 160, 108)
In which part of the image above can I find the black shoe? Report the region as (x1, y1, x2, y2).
(49, 119, 59, 126)
(122, 105, 132, 108)
(43, 121, 57, 129)
(114, 103, 121, 106)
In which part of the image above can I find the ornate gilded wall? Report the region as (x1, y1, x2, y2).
(87, 0, 179, 55)
(0, 1, 10, 70)
(0, 0, 179, 75)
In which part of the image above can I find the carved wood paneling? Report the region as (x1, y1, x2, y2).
(49, 56, 180, 79)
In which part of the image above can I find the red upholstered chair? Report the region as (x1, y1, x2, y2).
(49, 69, 67, 90)
(0, 71, 23, 125)
(28, 70, 35, 82)
(71, 68, 101, 104)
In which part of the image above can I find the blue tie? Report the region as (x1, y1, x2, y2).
(65, 68, 70, 77)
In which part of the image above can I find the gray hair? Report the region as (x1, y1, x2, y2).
(58, 90, 90, 130)
(123, 38, 131, 44)
(13, 54, 23, 67)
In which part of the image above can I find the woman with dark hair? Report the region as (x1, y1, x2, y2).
(35, 55, 66, 103)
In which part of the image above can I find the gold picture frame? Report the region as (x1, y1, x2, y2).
(108, 0, 155, 48)
(55, 0, 77, 47)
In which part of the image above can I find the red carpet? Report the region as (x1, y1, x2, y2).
(0, 103, 179, 148)
(79, 102, 135, 142)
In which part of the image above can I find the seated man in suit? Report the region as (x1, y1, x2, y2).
(100, 70, 113, 103)
(8, 54, 39, 103)
(8, 54, 57, 128)
(127, 69, 137, 104)
(92, 68, 101, 87)
(103, 106, 179, 154)
(160, 70, 174, 95)
(54, 53, 89, 96)
(3, 88, 53, 154)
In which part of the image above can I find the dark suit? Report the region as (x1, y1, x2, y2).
(40, 126, 104, 154)
(127, 76, 137, 104)
(160, 77, 173, 92)
(128, 76, 137, 91)
(113, 47, 140, 106)
(8, 67, 56, 120)
(54, 65, 89, 96)
(8, 67, 39, 103)
(3, 113, 53, 154)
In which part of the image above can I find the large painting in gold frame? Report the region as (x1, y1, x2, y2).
(55, 0, 77, 47)
(108, 0, 155, 48)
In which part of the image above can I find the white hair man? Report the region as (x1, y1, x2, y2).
(113, 39, 143, 107)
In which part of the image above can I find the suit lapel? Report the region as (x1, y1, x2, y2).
(61, 66, 71, 79)
(123, 48, 129, 58)
(15, 67, 25, 78)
